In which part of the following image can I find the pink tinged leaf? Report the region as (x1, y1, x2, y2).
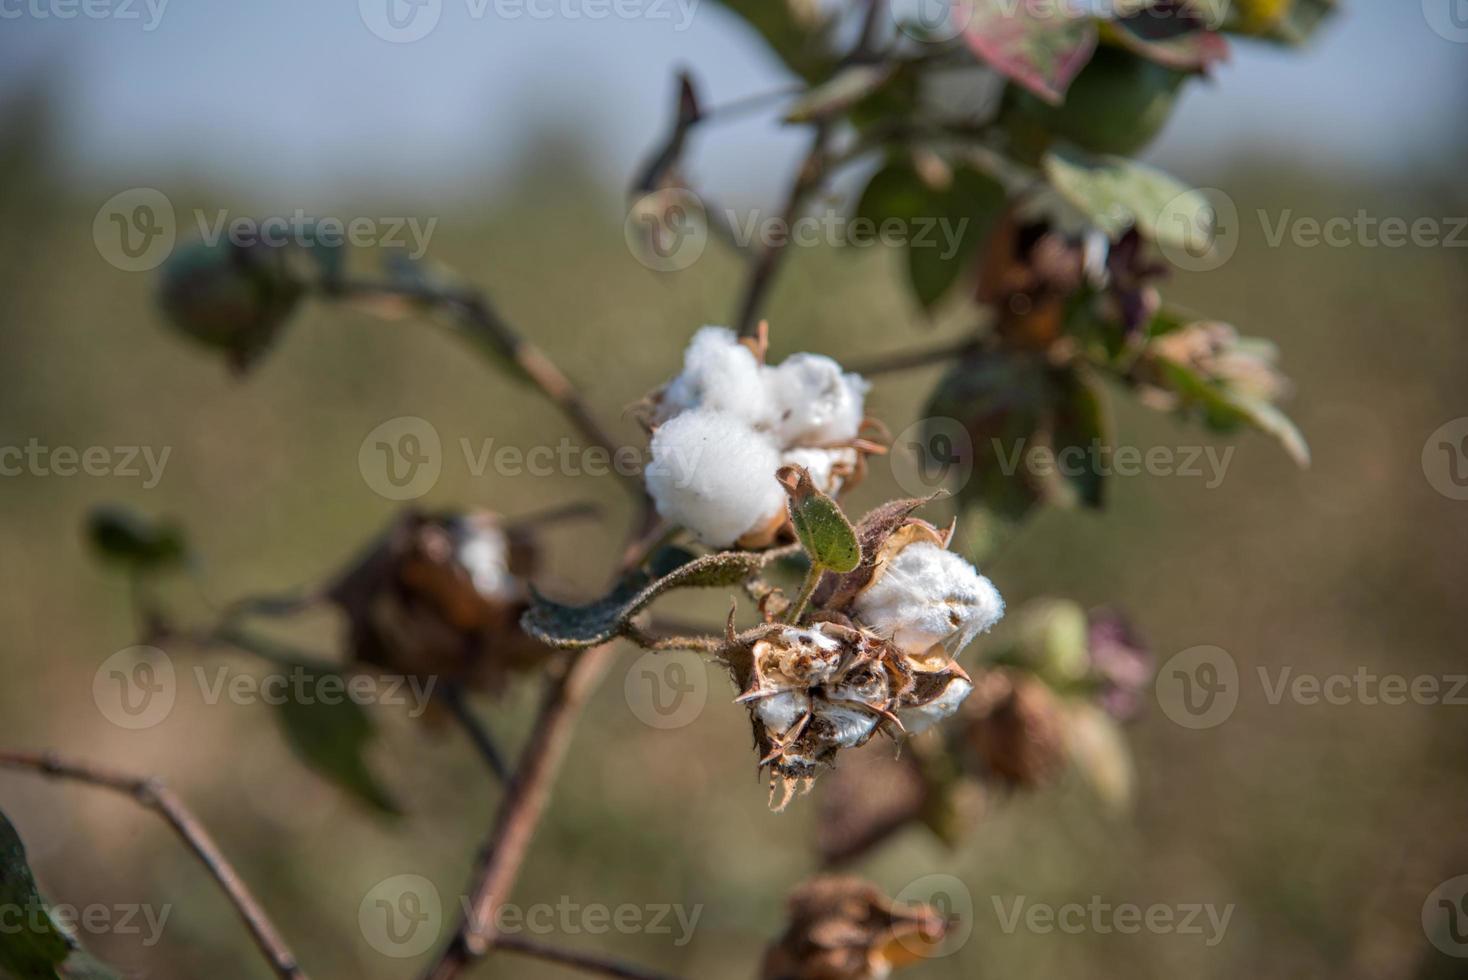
(958, 0, 1099, 105)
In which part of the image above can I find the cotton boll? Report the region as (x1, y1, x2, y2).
(767, 352, 869, 446)
(453, 519, 517, 600)
(898, 676, 973, 735)
(658, 326, 775, 428)
(646, 409, 785, 547)
(852, 542, 1004, 658)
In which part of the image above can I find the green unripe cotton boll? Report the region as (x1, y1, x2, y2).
(1000, 46, 1188, 159)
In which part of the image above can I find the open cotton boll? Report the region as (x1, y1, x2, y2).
(852, 541, 1004, 658)
(646, 409, 785, 547)
(658, 326, 775, 428)
(767, 352, 869, 447)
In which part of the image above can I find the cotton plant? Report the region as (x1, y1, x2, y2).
(7, 1, 1336, 976)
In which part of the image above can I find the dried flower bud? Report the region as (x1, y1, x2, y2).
(327, 509, 546, 694)
(962, 670, 1067, 789)
(644, 326, 878, 547)
(1085, 607, 1152, 722)
(1146, 320, 1289, 406)
(761, 876, 947, 980)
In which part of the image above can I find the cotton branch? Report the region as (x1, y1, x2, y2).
(0, 750, 308, 980)
(421, 644, 616, 980)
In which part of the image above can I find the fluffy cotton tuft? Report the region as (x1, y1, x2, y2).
(767, 353, 870, 447)
(647, 327, 873, 544)
(646, 409, 785, 547)
(897, 676, 974, 734)
(852, 541, 1004, 657)
(658, 326, 773, 428)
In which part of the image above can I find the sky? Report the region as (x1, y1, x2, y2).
(0, 1, 1463, 204)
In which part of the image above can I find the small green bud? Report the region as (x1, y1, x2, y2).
(85, 504, 189, 572)
(1014, 597, 1091, 687)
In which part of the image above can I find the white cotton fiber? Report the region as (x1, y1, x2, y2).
(453, 520, 516, 600)
(852, 541, 1004, 657)
(897, 676, 974, 735)
(646, 409, 785, 547)
(658, 326, 775, 429)
(767, 352, 869, 447)
(778, 446, 856, 495)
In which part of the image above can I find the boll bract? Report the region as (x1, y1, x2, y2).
(644, 326, 873, 547)
(761, 876, 947, 980)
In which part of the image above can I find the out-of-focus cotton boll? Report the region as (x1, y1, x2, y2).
(853, 541, 1004, 657)
(658, 326, 775, 429)
(646, 409, 785, 547)
(767, 353, 870, 446)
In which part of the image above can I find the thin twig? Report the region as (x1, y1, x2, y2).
(421, 645, 616, 980)
(0, 750, 308, 980)
(496, 935, 686, 980)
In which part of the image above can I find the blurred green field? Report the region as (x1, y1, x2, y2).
(1, 91, 1466, 980)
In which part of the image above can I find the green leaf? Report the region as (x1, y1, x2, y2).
(1152, 359, 1310, 467)
(521, 549, 769, 649)
(1042, 145, 1208, 249)
(0, 811, 71, 979)
(778, 465, 860, 573)
(784, 65, 895, 123)
(84, 505, 189, 573)
(856, 163, 1006, 311)
(273, 667, 400, 815)
(958, 0, 1100, 104)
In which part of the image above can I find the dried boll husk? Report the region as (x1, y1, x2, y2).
(961, 670, 1068, 789)
(327, 509, 548, 696)
(761, 876, 947, 980)
(732, 621, 975, 811)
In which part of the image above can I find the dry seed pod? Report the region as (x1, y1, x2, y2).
(761, 876, 947, 980)
(963, 670, 1068, 789)
(327, 508, 548, 695)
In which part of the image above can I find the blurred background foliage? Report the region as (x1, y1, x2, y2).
(2, 14, 1468, 976)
